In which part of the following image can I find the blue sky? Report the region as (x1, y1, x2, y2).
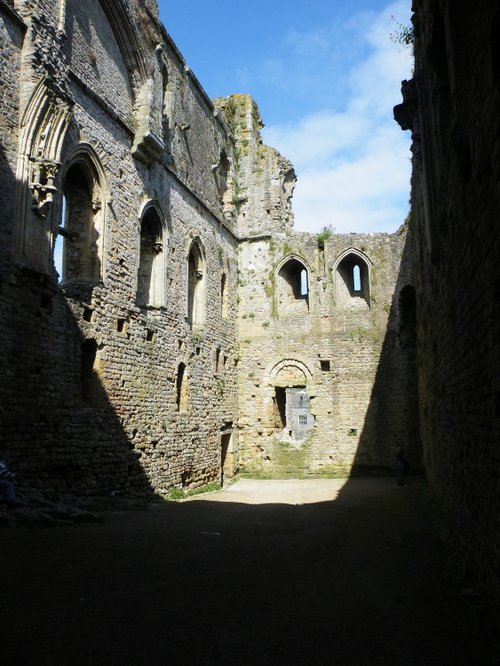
(157, 0, 413, 234)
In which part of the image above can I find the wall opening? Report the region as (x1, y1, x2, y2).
(274, 387, 287, 428)
(176, 362, 188, 412)
(221, 272, 228, 318)
(278, 257, 309, 314)
(137, 207, 164, 308)
(81, 338, 98, 404)
(215, 347, 225, 375)
(336, 252, 370, 308)
(54, 194, 66, 281)
(220, 424, 235, 486)
(60, 162, 103, 283)
(273, 386, 314, 441)
(187, 241, 205, 329)
(399, 285, 417, 348)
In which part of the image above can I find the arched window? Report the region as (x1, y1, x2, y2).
(277, 257, 309, 314)
(58, 147, 106, 285)
(335, 251, 371, 308)
(137, 206, 164, 308)
(187, 240, 205, 329)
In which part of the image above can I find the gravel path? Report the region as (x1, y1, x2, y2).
(1, 476, 498, 665)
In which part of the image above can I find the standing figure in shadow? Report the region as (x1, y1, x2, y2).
(396, 448, 409, 487)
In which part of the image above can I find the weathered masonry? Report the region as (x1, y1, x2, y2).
(0, 0, 419, 493)
(395, 0, 500, 626)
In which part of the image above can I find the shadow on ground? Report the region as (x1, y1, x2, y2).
(1, 477, 498, 666)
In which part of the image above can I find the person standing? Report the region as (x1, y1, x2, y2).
(396, 448, 409, 486)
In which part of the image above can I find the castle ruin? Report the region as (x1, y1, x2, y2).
(1, 0, 499, 624)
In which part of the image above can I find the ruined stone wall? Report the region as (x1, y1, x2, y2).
(396, 0, 500, 622)
(236, 224, 419, 477)
(1, 0, 419, 500)
(0, 0, 239, 494)
(214, 95, 295, 237)
(0, 3, 24, 268)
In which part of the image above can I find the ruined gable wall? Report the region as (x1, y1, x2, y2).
(236, 225, 418, 477)
(225, 92, 418, 477)
(399, 0, 500, 621)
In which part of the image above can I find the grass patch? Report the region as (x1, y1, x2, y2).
(163, 482, 221, 501)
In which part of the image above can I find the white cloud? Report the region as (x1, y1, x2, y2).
(261, 0, 413, 234)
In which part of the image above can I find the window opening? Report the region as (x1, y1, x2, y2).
(137, 208, 164, 308)
(221, 272, 228, 318)
(273, 385, 313, 440)
(300, 269, 308, 296)
(353, 264, 361, 292)
(220, 427, 234, 486)
(187, 242, 205, 328)
(278, 258, 309, 313)
(399, 285, 417, 349)
(336, 252, 370, 308)
(61, 163, 102, 282)
(81, 338, 97, 404)
(274, 387, 287, 429)
(54, 194, 66, 281)
(176, 362, 188, 412)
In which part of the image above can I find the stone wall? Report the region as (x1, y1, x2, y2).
(0, 0, 240, 495)
(0, 0, 417, 499)
(395, 0, 500, 623)
(236, 224, 419, 477)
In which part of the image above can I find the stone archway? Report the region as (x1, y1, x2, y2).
(269, 361, 314, 442)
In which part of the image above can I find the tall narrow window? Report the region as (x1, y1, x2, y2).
(353, 265, 361, 292)
(187, 241, 205, 329)
(53, 195, 67, 281)
(176, 362, 188, 412)
(59, 149, 105, 285)
(221, 272, 228, 318)
(81, 338, 98, 404)
(399, 285, 417, 348)
(137, 207, 164, 308)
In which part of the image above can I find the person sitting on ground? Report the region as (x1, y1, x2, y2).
(0, 458, 16, 508)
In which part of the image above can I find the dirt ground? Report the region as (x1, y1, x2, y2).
(1, 476, 499, 665)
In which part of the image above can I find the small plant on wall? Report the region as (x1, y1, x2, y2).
(316, 225, 335, 250)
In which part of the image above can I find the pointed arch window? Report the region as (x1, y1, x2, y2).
(335, 251, 371, 308)
(277, 257, 309, 314)
(137, 206, 164, 308)
(59, 155, 105, 284)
